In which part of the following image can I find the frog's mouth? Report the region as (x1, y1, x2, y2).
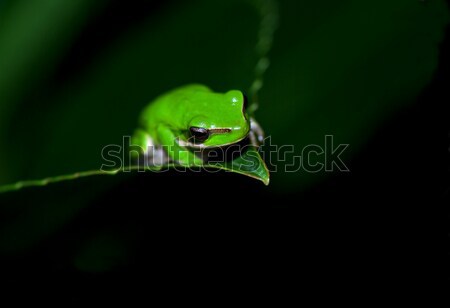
(179, 136, 252, 163)
(176, 130, 249, 149)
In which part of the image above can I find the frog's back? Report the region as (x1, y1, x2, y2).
(170, 84, 212, 96)
(139, 84, 212, 129)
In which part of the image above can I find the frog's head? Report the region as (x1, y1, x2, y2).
(185, 90, 250, 148)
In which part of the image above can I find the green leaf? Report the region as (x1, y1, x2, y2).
(206, 147, 270, 186)
(0, 145, 269, 193)
(0, 0, 448, 258)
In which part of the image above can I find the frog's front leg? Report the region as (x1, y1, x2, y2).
(131, 128, 168, 166)
(249, 117, 265, 147)
(156, 125, 204, 166)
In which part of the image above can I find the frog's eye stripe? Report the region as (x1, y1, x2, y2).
(209, 128, 232, 134)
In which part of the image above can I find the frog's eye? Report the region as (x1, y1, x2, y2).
(189, 127, 210, 142)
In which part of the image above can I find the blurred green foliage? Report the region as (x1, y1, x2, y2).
(0, 0, 448, 270)
(0, 0, 107, 182)
(0, 0, 448, 189)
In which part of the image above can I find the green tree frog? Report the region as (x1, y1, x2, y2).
(131, 84, 264, 165)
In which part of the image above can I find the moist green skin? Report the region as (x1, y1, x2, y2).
(132, 84, 250, 165)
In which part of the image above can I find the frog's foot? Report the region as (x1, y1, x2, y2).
(131, 129, 169, 166)
(142, 134, 169, 166)
(249, 117, 265, 147)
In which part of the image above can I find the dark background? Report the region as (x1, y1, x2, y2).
(0, 0, 448, 304)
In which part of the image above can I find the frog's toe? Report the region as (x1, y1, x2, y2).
(144, 137, 169, 166)
(249, 117, 265, 146)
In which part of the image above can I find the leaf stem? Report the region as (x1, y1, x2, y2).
(0, 165, 154, 194)
(248, 0, 279, 114)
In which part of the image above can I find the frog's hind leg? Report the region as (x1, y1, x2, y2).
(249, 117, 265, 147)
(131, 129, 168, 166)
